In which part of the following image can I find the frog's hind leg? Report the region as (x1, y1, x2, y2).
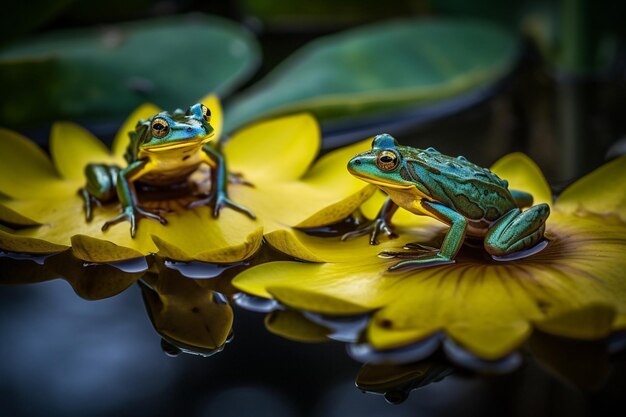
(484, 203, 550, 259)
(80, 164, 120, 221)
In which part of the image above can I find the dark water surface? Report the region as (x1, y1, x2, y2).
(1, 275, 625, 417)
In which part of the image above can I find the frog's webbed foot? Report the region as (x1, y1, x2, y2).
(341, 218, 397, 245)
(101, 206, 167, 238)
(385, 253, 455, 272)
(188, 192, 256, 220)
(229, 172, 254, 187)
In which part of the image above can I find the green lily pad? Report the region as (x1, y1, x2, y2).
(225, 19, 518, 133)
(0, 14, 260, 127)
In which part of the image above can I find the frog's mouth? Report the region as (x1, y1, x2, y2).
(141, 135, 214, 152)
(349, 171, 413, 190)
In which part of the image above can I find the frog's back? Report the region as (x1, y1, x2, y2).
(402, 147, 517, 221)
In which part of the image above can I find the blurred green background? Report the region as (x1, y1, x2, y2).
(2, 0, 625, 182)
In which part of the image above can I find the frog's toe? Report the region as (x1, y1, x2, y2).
(101, 212, 127, 232)
(341, 218, 396, 245)
(214, 194, 256, 220)
(386, 254, 454, 272)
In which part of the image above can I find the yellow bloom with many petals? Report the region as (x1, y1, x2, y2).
(0, 95, 374, 263)
(233, 153, 626, 360)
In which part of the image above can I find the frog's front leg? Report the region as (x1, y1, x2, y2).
(189, 144, 255, 219)
(101, 160, 167, 237)
(484, 203, 550, 259)
(342, 197, 398, 245)
(80, 163, 120, 222)
(382, 200, 463, 271)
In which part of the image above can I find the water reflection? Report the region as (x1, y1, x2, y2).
(355, 355, 455, 404)
(1, 247, 625, 412)
(140, 258, 234, 357)
(239, 303, 626, 402)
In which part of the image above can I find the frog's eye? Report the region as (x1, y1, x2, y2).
(377, 150, 399, 171)
(151, 118, 170, 138)
(201, 105, 211, 123)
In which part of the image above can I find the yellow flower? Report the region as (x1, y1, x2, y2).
(233, 153, 626, 360)
(0, 95, 374, 263)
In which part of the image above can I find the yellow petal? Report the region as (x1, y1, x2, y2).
(3, 195, 262, 263)
(224, 113, 320, 182)
(0, 228, 68, 254)
(0, 201, 40, 227)
(367, 325, 437, 352)
(295, 186, 377, 228)
(233, 259, 396, 312)
(71, 234, 144, 263)
(447, 321, 531, 360)
(264, 228, 437, 263)
(197, 93, 223, 142)
(556, 154, 626, 220)
(490, 152, 553, 206)
(294, 138, 377, 227)
(228, 139, 378, 231)
(152, 226, 263, 263)
(268, 285, 373, 315)
(50, 122, 117, 181)
(112, 103, 161, 160)
(0, 128, 70, 198)
(264, 310, 329, 343)
(534, 303, 616, 339)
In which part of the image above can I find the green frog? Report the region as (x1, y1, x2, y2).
(344, 134, 550, 271)
(80, 103, 254, 237)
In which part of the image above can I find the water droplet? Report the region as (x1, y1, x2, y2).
(165, 260, 241, 278)
(347, 333, 442, 364)
(233, 292, 281, 313)
(85, 256, 149, 273)
(384, 390, 408, 405)
(0, 251, 49, 265)
(213, 292, 229, 305)
(161, 338, 181, 357)
(442, 338, 521, 373)
(302, 312, 369, 343)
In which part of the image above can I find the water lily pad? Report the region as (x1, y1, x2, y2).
(225, 19, 518, 133)
(0, 14, 260, 127)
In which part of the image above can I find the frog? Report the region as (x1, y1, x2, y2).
(343, 134, 550, 271)
(79, 103, 255, 237)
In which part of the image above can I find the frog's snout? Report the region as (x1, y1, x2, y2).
(347, 156, 363, 174)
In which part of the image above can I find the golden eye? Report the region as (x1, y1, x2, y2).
(151, 117, 170, 138)
(377, 150, 399, 171)
(201, 104, 211, 122)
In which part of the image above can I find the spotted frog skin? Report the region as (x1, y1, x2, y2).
(80, 103, 254, 237)
(344, 134, 550, 271)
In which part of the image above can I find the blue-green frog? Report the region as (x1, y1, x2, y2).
(343, 134, 550, 271)
(80, 103, 254, 237)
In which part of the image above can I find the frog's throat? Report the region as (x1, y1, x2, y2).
(141, 135, 214, 152)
